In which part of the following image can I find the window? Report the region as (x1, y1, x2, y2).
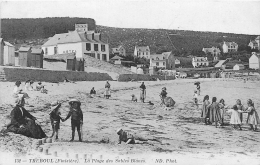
(94, 44, 98, 51)
(86, 43, 91, 51)
(45, 48, 48, 55)
(163, 57, 165, 60)
(156, 62, 159, 66)
(156, 57, 159, 60)
(66, 50, 68, 53)
(54, 47, 57, 54)
(101, 45, 105, 52)
(97, 53, 100, 59)
(163, 62, 165, 66)
(152, 58, 154, 60)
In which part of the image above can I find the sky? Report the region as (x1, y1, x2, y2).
(1, 0, 260, 35)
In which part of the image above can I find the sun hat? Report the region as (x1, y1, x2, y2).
(50, 102, 61, 111)
(68, 99, 81, 106)
(162, 87, 166, 90)
(116, 128, 123, 134)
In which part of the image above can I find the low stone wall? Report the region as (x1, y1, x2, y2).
(118, 74, 175, 82)
(3, 67, 113, 82)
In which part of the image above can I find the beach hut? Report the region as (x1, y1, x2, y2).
(14, 51, 19, 66)
(18, 47, 32, 67)
(3, 41, 15, 66)
(66, 55, 76, 71)
(0, 38, 5, 65)
(31, 48, 43, 68)
(233, 64, 245, 70)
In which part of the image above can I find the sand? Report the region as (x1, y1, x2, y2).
(0, 78, 260, 165)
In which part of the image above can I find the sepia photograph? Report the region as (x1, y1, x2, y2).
(0, 0, 260, 164)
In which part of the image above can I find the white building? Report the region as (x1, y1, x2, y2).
(249, 52, 260, 69)
(233, 64, 245, 70)
(192, 57, 209, 68)
(175, 58, 180, 65)
(134, 46, 150, 59)
(202, 47, 221, 61)
(3, 41, 15, 65)
(42, 24, 109, 61)
(222, 42, 238, 53)
(112, 45, 126, 56)
(248, 36, 260, 50)
(150, 52, 175, 69)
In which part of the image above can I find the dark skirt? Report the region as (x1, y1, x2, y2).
(7, 119, 46, 139)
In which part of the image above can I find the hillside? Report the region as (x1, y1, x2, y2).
(1, 17, 257, 54)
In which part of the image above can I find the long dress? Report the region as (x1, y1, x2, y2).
(246, 106, 260, 125)
(227, 109, 242, 125)
(105, 83, 111, 97)
(6, 106, 46, 139)
(208, 102, 222, 124)
(236, 104, 245, 123)
(201, 100, 210, 118)
(219, 103, 225, 123)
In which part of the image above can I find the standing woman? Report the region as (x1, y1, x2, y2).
(208, 97, 222, 127)
(105, 80, 111, 99)
(160, 87, 167, 105)
(140, 82, 146, 103)
(201, 95, 210, 125)
(219, 99, 226, 125)
(244, 99, 260, 131)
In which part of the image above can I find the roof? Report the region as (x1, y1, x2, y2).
(223, 42, 238, 47)
(202, 47, 221, 53)
(4, 41, 14, 47)
(0, 38, 5, 45)
(19, 47, 31, 52)
(43, 31, 105, 47)
(234, 64, 244, 67)
(112, 45, 124, 52)
(215, 60, 228, 68)
(162, 52, 172, 58)
(256, 36, 260, 40)
(43, 53, 75, 61)
(31, 48, 43, 54)
(111, 55, 124, 60)
(135, 46, 150, 52)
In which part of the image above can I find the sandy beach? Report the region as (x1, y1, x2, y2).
(1, 78, 260, 165)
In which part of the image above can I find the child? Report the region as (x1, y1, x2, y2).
(36, 82, 43, 91)
(90, 87, 96, 95)
(219, 99, 226, 124)
(63, 99, 83, 142)
(201, 95, 210, 125)
(131, 94, 137, 102)
(160, 87, 167, 105)
(117, 128, 135, 144)
(49, 102, 64, 139)
(226, 105, 243, 130)
(196, 84, 201, 95)
(41, 86, 48, 94)
(193, 90, 198, 108)
(244, 99, 260, 131)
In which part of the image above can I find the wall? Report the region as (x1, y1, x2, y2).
(249, 55, 260, 69)
(82, 42, 109, 61)
(3, 67, 113, 82)
(42, 45, 56, 56)
(118, 74, 175, 82)
(58, 43, 82, 58)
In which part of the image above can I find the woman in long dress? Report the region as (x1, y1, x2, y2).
(140, 82, 146, 103)
(6, 95, 46, 139)
(235, 99, 245, 124)
(208, 97, 222, 127)
(105, 81, 111, 99)
(244, 99, 260, 131)
(201, 95, 210, 125)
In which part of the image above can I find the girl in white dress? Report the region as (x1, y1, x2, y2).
(226, 105, 243, 130)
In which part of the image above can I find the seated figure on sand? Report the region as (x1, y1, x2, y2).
(117, 128, 149, 145)
(36, 82, 43, 91)
(24, 80, 34, 91)
(4, 95, 46, 139)
(90, 87, 96, 97)
(131, 94, 137, 102)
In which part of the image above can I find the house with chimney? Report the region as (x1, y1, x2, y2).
(222, 42, 238, 53)
(192, 57, 209, 68)
(134, 46, 150, 59)
(202, 47, 221, 61)
(248, 36, 260, 50)
(112, 45, 126, 56)
(42, 24, 109, 61)
(150, 52, 175, 69)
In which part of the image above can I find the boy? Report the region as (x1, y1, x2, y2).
(131, 94, 137, 102)
(117, 128, 135, 144)
(63, 99, 83, 142)
(49, 102, 64, 140)
(193, 90, 198, 108)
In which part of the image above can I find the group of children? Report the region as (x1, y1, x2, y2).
(201, 96, 260, 131)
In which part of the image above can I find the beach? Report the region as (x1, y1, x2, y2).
(0, 78, 260, 165)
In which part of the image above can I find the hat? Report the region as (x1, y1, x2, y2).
(116, 128, 123, 134)
(18, 93, 30, 99)
(15, 81, 21, 86)
(50, 102, 61, 111)
(162, 87, 166, 90)
(38, 82, 42, 85)
(69, 99, 81, 105)
(131, 94, 135, 97)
